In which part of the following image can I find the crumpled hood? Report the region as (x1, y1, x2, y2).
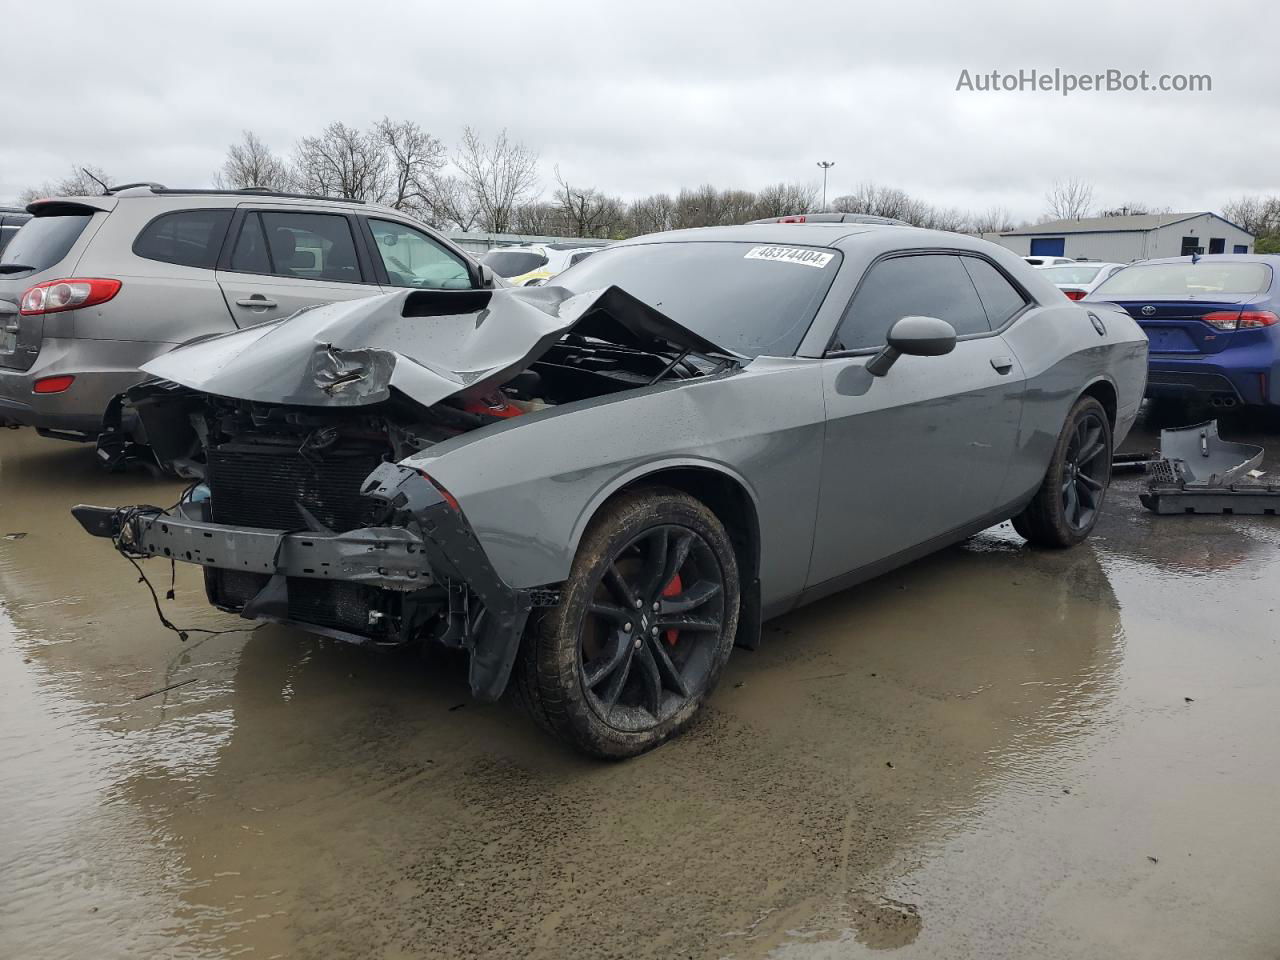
(140, 284, 737, 408)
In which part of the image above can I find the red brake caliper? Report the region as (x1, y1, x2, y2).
(662, 573, 683, 646)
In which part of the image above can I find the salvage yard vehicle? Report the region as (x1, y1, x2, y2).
(73, 223, 1147, 757)
(1040, 261, 1127, 300)
(0, 183, 491, 448)
(1086, 254, 1280, 409)
(480, 243, 603, 286)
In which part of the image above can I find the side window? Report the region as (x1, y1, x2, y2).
(960, 257, 1028, 329)
(133, 209, 232, 269)
(831, 254, 989, 352)
(368, 219, 472, 289)
(229, 213, 271, 273)
(240, 211, 362, 283)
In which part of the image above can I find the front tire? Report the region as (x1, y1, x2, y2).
(516, 487, 740, 759)
(1012, 395, 1112, 548)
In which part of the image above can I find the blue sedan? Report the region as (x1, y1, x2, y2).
(1087, 255, 1280, 410)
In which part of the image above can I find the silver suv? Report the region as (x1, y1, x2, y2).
(0, 185, 491, 444)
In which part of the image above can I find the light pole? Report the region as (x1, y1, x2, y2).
(816, 161, 835, 212)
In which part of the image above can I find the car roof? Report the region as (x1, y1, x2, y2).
(1133, 254, 1280, 266)
(612, 222, 990, 251)
(26, 187, 380, 216)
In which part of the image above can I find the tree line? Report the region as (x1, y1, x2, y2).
(18, 122, 1276, 248)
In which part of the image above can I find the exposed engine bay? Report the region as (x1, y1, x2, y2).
(77, 284, 741, 700)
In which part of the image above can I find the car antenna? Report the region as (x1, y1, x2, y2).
(82, 167, 111, 195)
(1191, 251, 1201, 264)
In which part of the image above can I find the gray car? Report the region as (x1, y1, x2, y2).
(74, 223, 1148, 757)
(0, 184, 491, 448)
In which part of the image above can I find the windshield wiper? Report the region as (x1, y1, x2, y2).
(0, 264, 37, 274)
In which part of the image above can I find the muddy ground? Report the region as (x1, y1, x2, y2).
(2, 409, 1279, 960)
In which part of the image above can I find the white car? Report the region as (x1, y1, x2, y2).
(1024, 255, 1076, 267)
(1038, 262, 1128, 301)
(480, 244, 602, 287)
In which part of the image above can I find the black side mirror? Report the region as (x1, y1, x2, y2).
(865, 315, 958, 377)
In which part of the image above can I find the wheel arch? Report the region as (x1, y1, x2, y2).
(569, 459, 764, 650)
(1080, 376, 1118, 429)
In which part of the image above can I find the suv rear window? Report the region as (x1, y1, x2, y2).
(482, 250, 548, 277)
(133, 209, 232, 269)
(0, 213, 92, 277)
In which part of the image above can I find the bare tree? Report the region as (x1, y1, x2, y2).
(1222, 195, 1280, 236)
(452, 128, 540, 233)
(19, 165, 112, 203)
(214, 131, 293, 191)
(753, 182, 819, 219)
(969, 206, 1017, 233)
(1045, 177, 1095, 221)
(376, 117, 446, 213)
(511, 200, 563, 235)
(293, 122, 390, 202)
(424, 173, 481, 232)
(552, 168, 625, 237)
(626, 193, 676, 235)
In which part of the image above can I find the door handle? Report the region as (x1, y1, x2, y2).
(235, 296, 277, 309)
(990, 356, 1014, 374)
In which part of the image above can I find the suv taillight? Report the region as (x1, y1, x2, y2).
(1062, 289, 1086, 301)
(19, 278, 121, 316)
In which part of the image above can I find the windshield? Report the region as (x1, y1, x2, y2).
(1092, 261, 1272, 299)
(0, 213, 92, 277)
(1041, 265, 1102, 284)
(552, 241, 842, 358)
(482, 250, 548, 278)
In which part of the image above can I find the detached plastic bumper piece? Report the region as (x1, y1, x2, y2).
(1139, 420, 1279, 515)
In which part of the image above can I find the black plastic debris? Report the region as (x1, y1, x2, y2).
(1139, 420, 1279, 515)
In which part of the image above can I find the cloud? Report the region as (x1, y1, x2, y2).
(2, 0, 1275, 220)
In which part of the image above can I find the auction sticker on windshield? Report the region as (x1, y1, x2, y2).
(744, 246, 834, 268)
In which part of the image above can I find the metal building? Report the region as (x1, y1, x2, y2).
(993, 212, 1254, 262)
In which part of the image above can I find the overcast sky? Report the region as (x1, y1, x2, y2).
(3, 0, 1276, 219)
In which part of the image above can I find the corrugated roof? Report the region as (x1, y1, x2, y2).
(1002, 212, 1209, 235)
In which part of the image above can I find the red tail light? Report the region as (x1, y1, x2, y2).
(1202, 310, 1279, 331)
(778, 215, 806, 223)
(1062, 289, 1086, 301)
(19, 278, 121, 316)
(33, 375, 75, 394)
(1239, 311, 1279, 328)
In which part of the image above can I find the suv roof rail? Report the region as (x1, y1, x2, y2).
(97, 183, 368, 205)
(160, 187, 367, 204)
(108, 181, 167, 193)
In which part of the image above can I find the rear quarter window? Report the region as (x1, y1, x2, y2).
(133, 209, 233, 269)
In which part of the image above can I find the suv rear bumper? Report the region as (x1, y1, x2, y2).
(0, 337, 173, 438)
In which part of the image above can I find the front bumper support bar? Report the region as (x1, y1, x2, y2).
(73, 463, 537, 701)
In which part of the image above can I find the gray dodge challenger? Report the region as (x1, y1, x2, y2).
(74, 223, 1148, 757)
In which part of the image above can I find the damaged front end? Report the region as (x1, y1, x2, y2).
(73, 460, 542, 700)
(72, 284, 740, 700)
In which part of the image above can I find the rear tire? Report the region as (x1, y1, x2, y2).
(1012, 396, 1112, 548)
(515, 487, 739, 759)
